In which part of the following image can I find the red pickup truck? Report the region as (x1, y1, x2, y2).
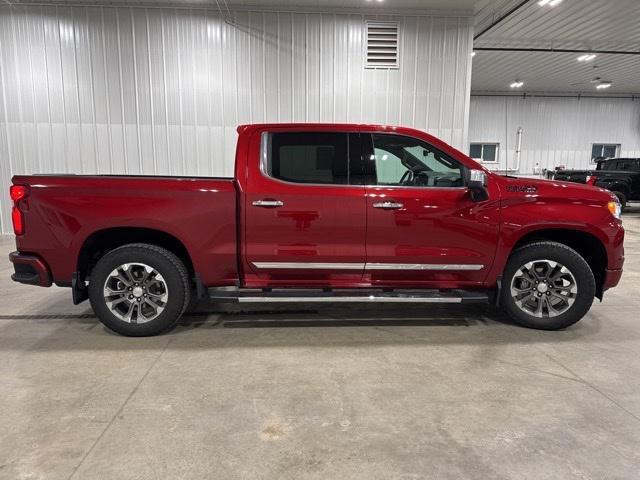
(9, 124, 625, 336)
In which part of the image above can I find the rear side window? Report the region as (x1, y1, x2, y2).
(267, 132, 349, 185)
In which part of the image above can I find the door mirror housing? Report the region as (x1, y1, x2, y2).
(466, 169, 489, 202)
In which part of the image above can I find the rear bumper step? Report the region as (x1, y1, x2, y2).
(9, 251, 52, 287)
(208, 288, 489, 304)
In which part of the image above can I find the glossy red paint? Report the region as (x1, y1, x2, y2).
(487, 176, 625, 286)
(240, 126, 367, 287)
(10, 123, 625, 296)
(11, 175, 238, 286)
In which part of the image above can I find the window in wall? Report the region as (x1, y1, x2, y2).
(469, 143, 499, 163)
(370, 134, 464, 188)
(267, 132, 349, 185)
(591, 143, 620, 161)
(365, 21, 399, 69)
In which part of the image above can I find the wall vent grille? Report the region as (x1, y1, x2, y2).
(365, 21, 399, 69)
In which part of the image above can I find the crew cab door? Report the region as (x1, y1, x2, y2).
(242, 129, 366, 287)
(361, 132, 500, 287)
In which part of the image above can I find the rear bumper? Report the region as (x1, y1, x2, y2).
(9, 251, 52, 287)
(603, 268, 623, 290)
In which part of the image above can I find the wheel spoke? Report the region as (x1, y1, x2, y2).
(103, 262, 168, 324)
(510, 259, 578, 319)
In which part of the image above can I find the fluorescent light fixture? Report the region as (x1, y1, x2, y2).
(577, 54, 597, 62)
(538, 0, 562, 5)
(596, 82, 612, 89)
(510, 80, 524, 88)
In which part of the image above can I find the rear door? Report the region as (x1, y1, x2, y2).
(361, 132, 500, 287)
(243, 129, 367, 287)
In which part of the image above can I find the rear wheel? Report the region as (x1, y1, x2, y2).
(89, 243, 190, 336)
(501, 241, 595, 330)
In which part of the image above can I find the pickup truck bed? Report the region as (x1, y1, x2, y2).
(12, 174, 239, 288)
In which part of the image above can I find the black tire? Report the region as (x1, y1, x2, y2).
(89, 243, 191, 336)
(500, 241, 595, 330)
(611, 191, 627, 211)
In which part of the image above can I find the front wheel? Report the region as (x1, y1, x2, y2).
(500, 241, 595, 330)
(89, 243, 191, 336)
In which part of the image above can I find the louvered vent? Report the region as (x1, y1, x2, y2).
(365, 21, 399, 69)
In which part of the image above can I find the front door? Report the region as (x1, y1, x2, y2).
(361, 132, 501, 288)
(243, 130, 367, 287)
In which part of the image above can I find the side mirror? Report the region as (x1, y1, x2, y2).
(467, 169, 489, 202)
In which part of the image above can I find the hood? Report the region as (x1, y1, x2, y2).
(496, 175, 616, 203)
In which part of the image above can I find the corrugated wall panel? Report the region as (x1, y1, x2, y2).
(0, 5, 473, 233)
(469, 96, 640, 175)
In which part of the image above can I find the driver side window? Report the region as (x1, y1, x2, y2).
(371, 134, 464, 188)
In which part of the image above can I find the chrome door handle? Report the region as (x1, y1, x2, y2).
(373, 201, 403, 210)
(252, 199, 284, 208)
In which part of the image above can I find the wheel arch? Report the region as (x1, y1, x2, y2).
(77, 227, 195, 283)
(510, 229, 607, 299)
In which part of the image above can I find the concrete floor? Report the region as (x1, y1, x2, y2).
(2, 211, 640, 480)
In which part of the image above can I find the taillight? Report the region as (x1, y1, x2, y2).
(10, 184, 29, 236)
(12, 206, 24, 235)
(10, 185, 28, 202)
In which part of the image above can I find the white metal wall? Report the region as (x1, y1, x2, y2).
(469, 96, 640, 175)
(0, 5, 473, 233)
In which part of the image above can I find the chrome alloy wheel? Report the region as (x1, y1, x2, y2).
(102, 263, 169, 324)
(509, 259, 578, 318)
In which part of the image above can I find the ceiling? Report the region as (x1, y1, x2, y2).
(3, 0, 639, 94)
(0, 0, 477, 14)
(471, 0, 640, 94)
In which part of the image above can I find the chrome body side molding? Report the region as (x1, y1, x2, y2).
(365, 263, 484, 271)
(252, 262, 366, 270)
(252, 262, 484, 271)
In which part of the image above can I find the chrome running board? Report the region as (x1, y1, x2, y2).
(208, 288, 489, 304)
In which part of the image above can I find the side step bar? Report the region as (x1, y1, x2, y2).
(208, 288, 489, 304)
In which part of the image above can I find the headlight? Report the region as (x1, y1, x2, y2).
(607, 200, 621, 219)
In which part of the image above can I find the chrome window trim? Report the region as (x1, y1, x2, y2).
(258, 131, 474, 191)
(363, 184, 468, 190)
(252, 262, 484, 271)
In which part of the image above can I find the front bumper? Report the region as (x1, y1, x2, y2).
(603, 268, 623, 291)
(9, 251, 52, 287)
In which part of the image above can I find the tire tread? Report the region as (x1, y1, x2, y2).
(89, 243, 191, 336)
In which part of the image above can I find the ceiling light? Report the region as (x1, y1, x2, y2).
(510, 80, 524, 89)
(538, 0, 562, 6)
(596, 81, 612, 89)
(577, 54, 597, 62)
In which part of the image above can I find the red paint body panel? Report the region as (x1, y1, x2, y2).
(11, 175, 238, 286)
(9, 123, 625, 295)
(363, 185, 501, 287)
(240, 127, 367, 287)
